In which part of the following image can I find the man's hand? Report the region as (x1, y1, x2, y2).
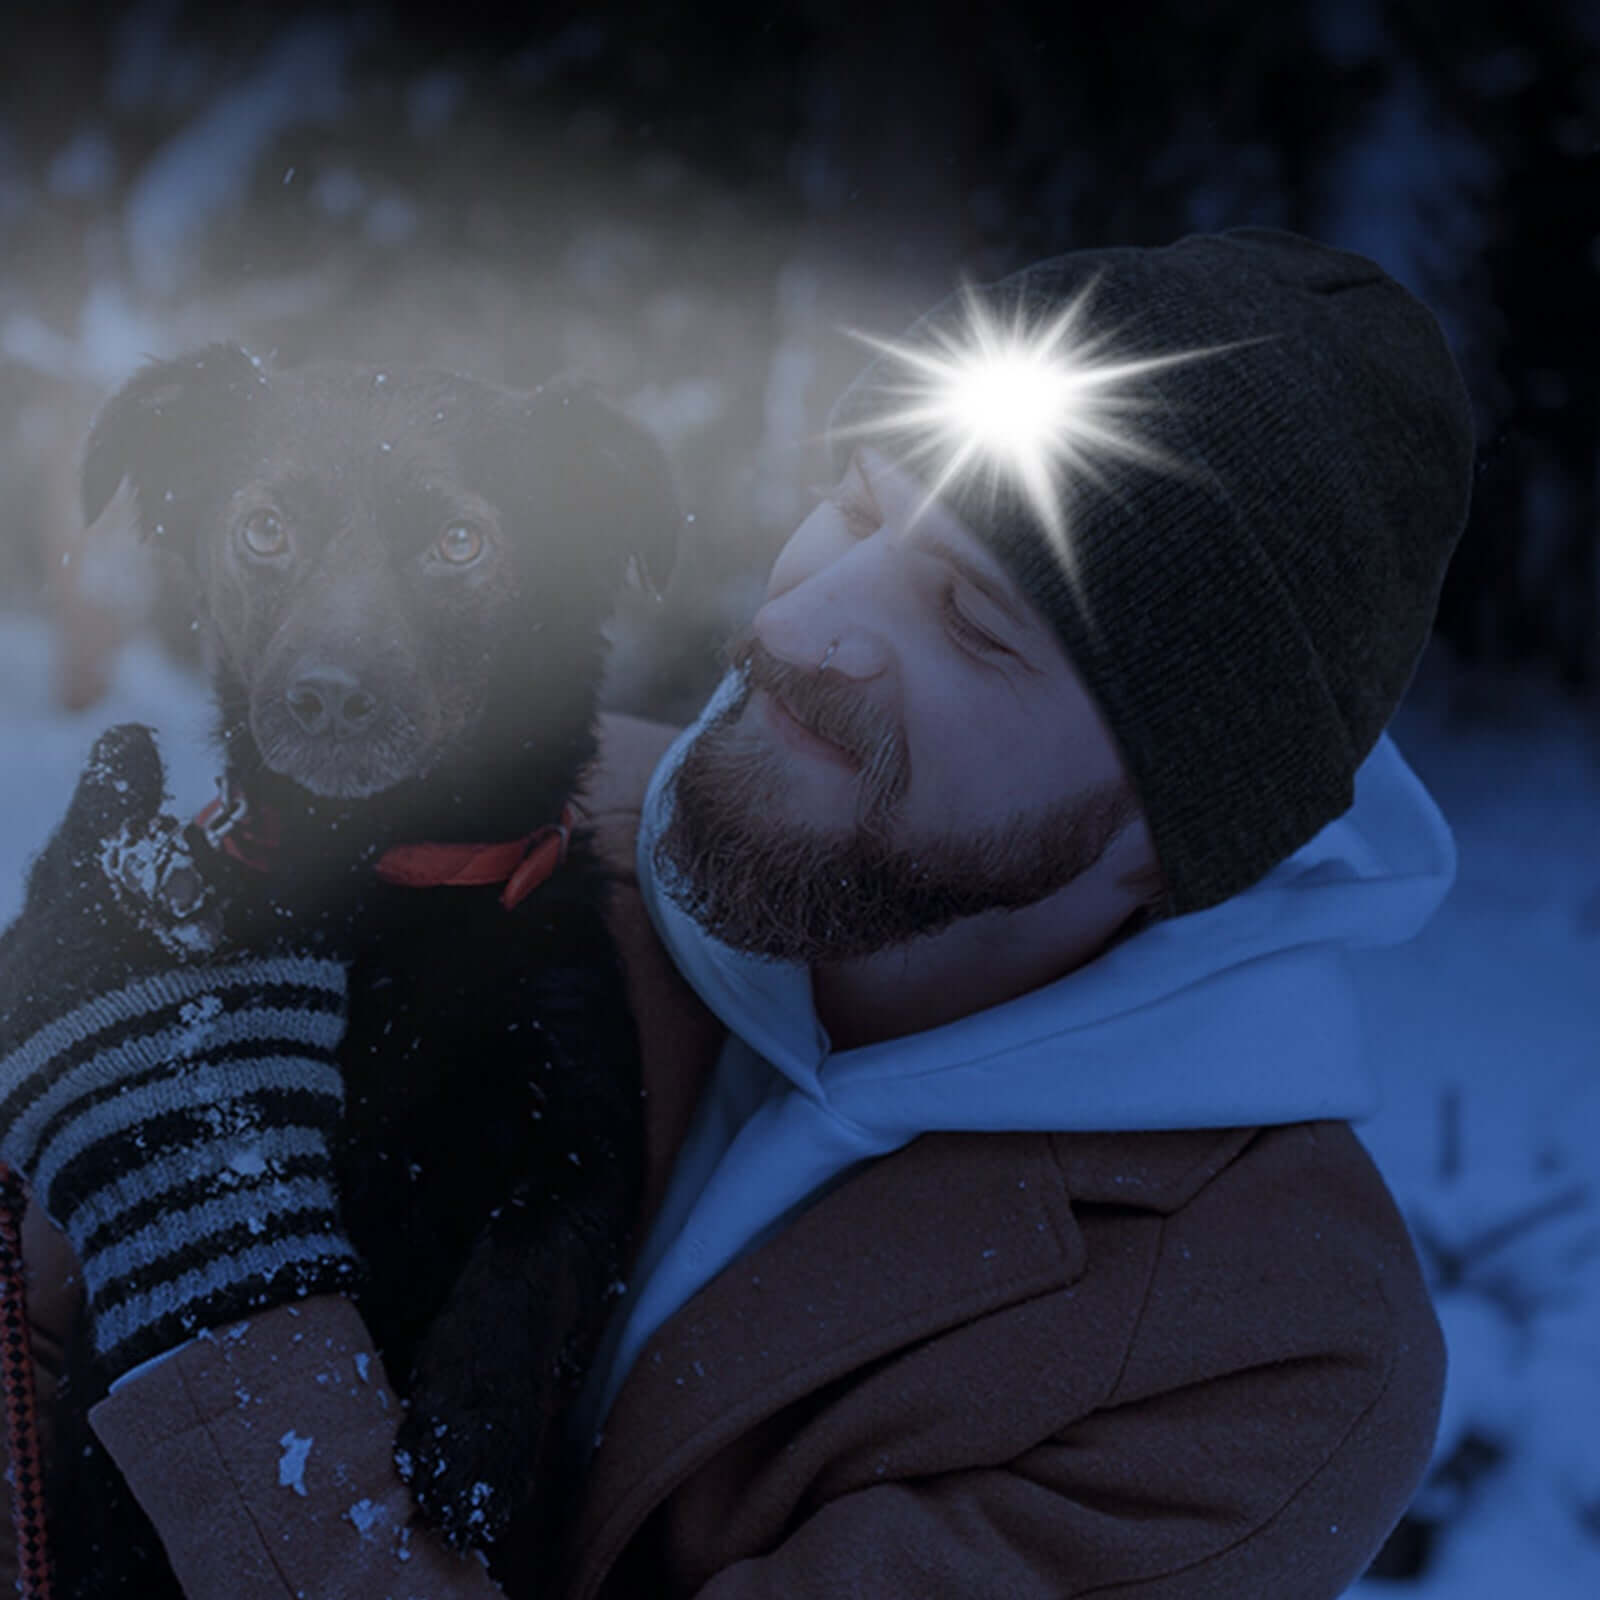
(0, 724, 361, 1381)
(581, 710, 683, 874)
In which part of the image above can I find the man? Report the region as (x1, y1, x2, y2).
(1, 227, 1469, 1597)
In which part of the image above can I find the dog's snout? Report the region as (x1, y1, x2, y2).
(285, 666, 381, 738)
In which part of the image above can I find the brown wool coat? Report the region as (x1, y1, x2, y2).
(0, 722, 1446, 1598)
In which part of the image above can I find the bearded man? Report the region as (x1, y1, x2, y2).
(1, 227, 1470, 1598)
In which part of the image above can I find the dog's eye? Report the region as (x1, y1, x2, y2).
(238, 508, 289, 560)
(432, 521, 486, 567)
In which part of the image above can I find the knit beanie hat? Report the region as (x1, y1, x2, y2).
(828, 227, 1475, 916)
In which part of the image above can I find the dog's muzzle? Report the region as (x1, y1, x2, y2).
(251, 670, 432, 799)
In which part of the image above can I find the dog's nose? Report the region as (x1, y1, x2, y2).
(285, 667, 381, 737)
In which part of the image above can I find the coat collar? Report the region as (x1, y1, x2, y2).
(563, 1122, 1256, 1599)
(1049, 1124, 1259, 1211)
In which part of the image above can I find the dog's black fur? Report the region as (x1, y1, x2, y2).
(51, 344, 678, 1597)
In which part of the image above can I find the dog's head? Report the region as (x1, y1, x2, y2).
(83, 345, 677, 814)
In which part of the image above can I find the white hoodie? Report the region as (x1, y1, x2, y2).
(575, 674, 1457, 1443)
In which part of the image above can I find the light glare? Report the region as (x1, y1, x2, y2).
(947, 352, 1072, 459)
(840, 280, 1237, 564)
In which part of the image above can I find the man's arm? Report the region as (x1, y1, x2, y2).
(0, 1212, 501, 1597)
(584, 709, 722, 1223)
(583, 711, 683, 845)
(4, 713, 709, 1596)
(87, 1296, 509, 1598)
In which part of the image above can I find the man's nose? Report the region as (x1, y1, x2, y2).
(752, 543, 904, 679)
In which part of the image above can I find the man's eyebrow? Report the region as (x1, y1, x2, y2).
(914, 529, 1034, 631)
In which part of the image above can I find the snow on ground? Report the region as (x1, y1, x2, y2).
(1348, 654, 1600, 1598)
(0, 615, 1595, 1594)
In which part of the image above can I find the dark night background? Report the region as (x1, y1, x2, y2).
(4, 0, 1599, 709)
(1, 2, 1597, 1592)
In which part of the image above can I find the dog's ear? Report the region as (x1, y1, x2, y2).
(82, 344, 268, 547)
(527, 379, 681, 599)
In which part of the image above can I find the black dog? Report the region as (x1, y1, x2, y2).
(46, 343, 677, 1596)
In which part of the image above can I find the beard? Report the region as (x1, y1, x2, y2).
(652, 629, 1142, 963)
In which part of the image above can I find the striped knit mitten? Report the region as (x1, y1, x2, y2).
(0, 725, 361, 1380)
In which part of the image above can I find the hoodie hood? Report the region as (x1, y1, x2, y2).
(574, 672, 1457, 1441)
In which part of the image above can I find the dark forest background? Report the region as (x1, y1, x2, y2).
(1, 0, 1596, 717)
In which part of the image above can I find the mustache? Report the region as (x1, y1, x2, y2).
(723, 627, 909, 817)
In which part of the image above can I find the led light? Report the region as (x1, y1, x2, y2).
(840, 279, 1234, 555)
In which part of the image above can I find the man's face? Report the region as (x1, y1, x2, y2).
(654, 448, 1150, 961)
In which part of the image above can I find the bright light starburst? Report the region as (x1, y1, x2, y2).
(839, 278, 1235, 557)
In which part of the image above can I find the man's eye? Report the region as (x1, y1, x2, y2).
(809, 478, 881, 540)
(830, 489, 881, 539)
(238, 508, 289, 560)
(941, 587, 1008, 656)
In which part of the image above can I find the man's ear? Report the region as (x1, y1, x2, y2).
(81, 343, 268, 551)
(526, 378, 681, 599)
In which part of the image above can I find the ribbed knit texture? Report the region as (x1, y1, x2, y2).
(0, 955, 359, 1378)
(830, 227, 1475, 914)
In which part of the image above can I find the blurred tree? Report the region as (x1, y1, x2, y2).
(0, 0, 1595, 709)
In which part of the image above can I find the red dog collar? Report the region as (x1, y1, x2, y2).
(194, 782, 575, 911)
(374, 807, 577, 910)
(194, 784, 281, 872)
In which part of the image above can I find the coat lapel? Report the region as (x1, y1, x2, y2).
(565, 1129, 1087, 1598)
(564, 1121, 1260, 1600)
